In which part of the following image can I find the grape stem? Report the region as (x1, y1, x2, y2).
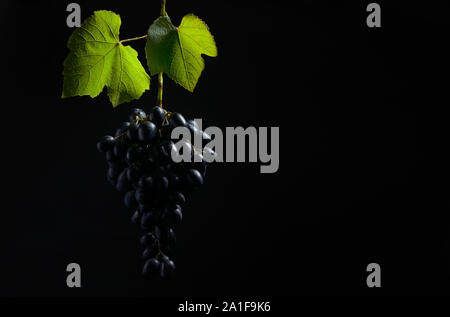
(119, 35, 147, 44)
(161, 0, 167, 16)
(149, 236, 167, 261)
(114, 132, 127, 140)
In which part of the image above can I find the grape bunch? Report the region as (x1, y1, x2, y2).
(97, 106, 213, 279)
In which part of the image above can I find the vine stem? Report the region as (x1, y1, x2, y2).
(161, 0, 167, 16)
(119, 35, 147, 44)
(157, 73, 164, 108)
(157, 0, 167, 109)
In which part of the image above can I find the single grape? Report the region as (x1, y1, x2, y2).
(131, 210, 141, 225)
(140, 232, 156, 247)
(148, 145, 159, 163)
(142, 258, 160, 276)
(124, 190, 137, 210)
(160, 259, 176, 279)
(115, 122, 131, 137)
(141, 214, 156, 230)
(97, 135, 116, 152)
(159, 140, 176, 162)
(138, 176, 154, 190)
(164, 228, 176, 245)
(186, 169, 204, 188)
(116, 168, 131, 193)
(105, 150, 118, 162)
(129, 108, 146, 122)
(168, 112, 187, 129)
(169, 191, 186, 206)
(107, 165, 121, 179)
(165, 205, 182, 225)
(126, 144, 144, 164)
(113, 140, 129, 158)
(127, 164, 144, 183)
(155, 176, 169, 193)
(167, 171, 181, 190)
(107, 173, 116, 186)
(138, 121, 157, 143)
(127, 122, 140, 142)
(149, 106, 165, 127)
(160, 124, 173, 139)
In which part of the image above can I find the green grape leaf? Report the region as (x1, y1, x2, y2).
(145, 14, 217, 92)
(62, 10, 150, 107)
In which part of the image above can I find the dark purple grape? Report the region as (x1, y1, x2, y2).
(142, 258, 160, 276)
(186, 169, 204, 188)
(164, 205, 182, 225)
(141, 211, 157, 230)
(97, 135, 116, 152)
(140, 232, 156, 247)
(116, 168, 131, 193)
(138, 176, 154, 190)
(127, 164, 143, 182)
(115, 122, 131, 137)
(105, 150, 118, 162)
(127, 122, 140, 142)
(107, 166, 121, 181)
(129, 108, 146, 122)
(160, 124, 173, 139)
(167, 171, 181, 190)
(159, 140, 176, 162)
(155, 176, 169, 192)
(131, 210, 141, 225)
(162, 228, 176, 246)
(160, 259, 176, 279)
(126, 144, 144, 164)
(149, 106, 165, 127)
(113, 140, 129, 158)
(138, 121, 157, 143)
(168, 112, 187, 129)
(169, 191, 186, 206)
(107, 173, 116, 186)
(124, 190, 137, 210)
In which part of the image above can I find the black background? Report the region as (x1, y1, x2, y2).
(1, 0, 450, 297)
